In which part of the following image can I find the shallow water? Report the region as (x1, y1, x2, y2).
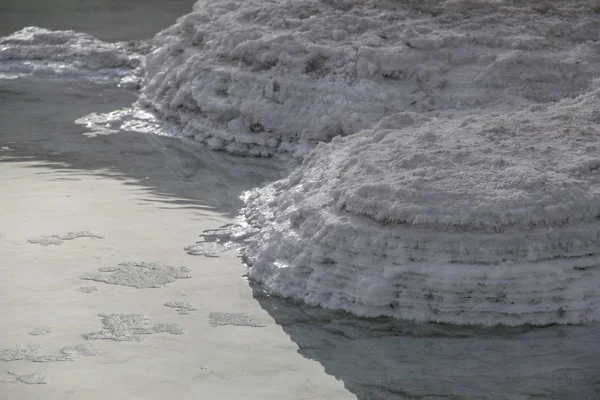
(0, 79, 280, 216)
(1, 1, 600, 399)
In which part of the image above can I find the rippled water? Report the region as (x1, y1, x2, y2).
(0, 79, 281, 215)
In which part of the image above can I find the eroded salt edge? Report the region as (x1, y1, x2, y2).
(128, 0, 600, 157)
(7, 1, 599, 159)
(236, 89, 600, 326)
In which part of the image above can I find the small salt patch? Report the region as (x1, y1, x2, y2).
(83, 313, 184, 341)
(81, 262, 191, 289)
(27, 231, 103, 246)
(208, 313, 265, 327)
(29, 327, 52, 336)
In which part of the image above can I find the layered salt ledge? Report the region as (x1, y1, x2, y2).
(132, 0, 600, 157)
(0, 27, 145, 84)
(238, 90, 600, 326)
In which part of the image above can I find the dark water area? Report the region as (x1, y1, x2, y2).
(0, 79, 280, 216)
(251, 283, 600, 400)
(0, 0, 197, 41)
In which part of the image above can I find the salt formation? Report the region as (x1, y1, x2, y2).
(27, 231, 103, 246)
(140, 0, 600, 324)
(0, 27, 145, 84)
(239, 90, 600, 326)
(184, 226, 242, 256)
(0, 344, 100, 362)
(1, 371, 48, 385)
(134, 0, 600, 157)
(164, 301, 197, 314)
(208, 312, 265, 327)
(81, 262, 192, 289)
(83, 313, 183, 341)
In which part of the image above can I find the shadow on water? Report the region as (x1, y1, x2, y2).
(250, 283, 600, 400)
(0, 79, 283, 217)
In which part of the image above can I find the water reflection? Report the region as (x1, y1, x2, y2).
(250, 283, 600, 399)
(0, 79, 282, 216)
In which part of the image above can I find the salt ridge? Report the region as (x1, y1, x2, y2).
(237, 90, 600, 326)
(134, 0, 600, 157)
(1, 0, 600, 325)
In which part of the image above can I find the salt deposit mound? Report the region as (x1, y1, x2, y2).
(0, 27, 145, 83)
(137, 0, 600, 157)
(134, 0, 600, 324)
(2, 0, 600, 326)
(240, 90, 600, 326)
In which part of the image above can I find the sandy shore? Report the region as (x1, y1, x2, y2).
(0, 159, 354, 400)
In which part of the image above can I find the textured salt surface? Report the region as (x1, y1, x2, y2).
(185, 224, 255, 256)
(64, 344, 103, 357)
(4, 0, 600, 326)
(184, 241, 230, 257)
(238, 89, 600, 326)
(27, 231, 103, 246)
(29, 327, 52, 336)
(0, 346, 43, 362)
(80, 0, 600, 158)
(81, 262, 192, 288)
(83, 313, 184, 341)
(0, 27, 144, 84)
(75, 108, 167, 137)
(208, 312, 265, 327)
(1, 371, 48, 385)
(0, 344, 101, 363)
(164, 301, 197, 315)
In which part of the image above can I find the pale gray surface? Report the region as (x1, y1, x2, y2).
(0, 160, 350, 400)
